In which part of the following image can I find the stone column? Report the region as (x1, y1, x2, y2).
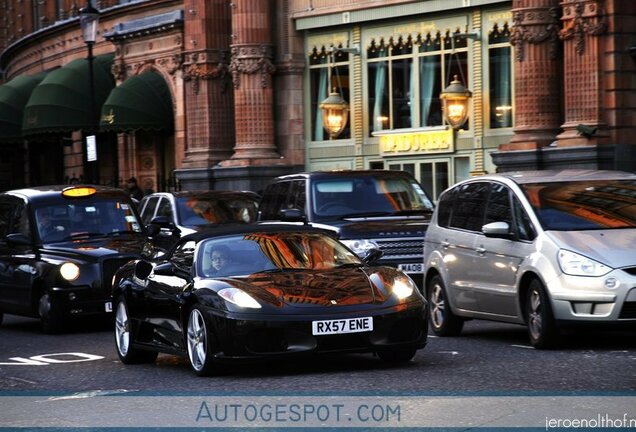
(556, 0, 607, 147)
(180, 0, 234, 169)
(222, 0, 281, 166)
(492, 0, 562, 170)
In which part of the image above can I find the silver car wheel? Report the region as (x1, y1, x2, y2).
(527, 289, 543, 341)
(430, 283, 445, 329)
(187, 308, 207, 372)
(115, 301, 130, 356)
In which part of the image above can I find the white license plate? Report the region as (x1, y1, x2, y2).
(398, 263, 423, 273)
(105, 301, 112, 313)
(312, 317, 373, 335)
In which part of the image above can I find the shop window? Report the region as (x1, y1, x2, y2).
(454, 157, 470, 183)
(309, 45, 351, 141)
(418, 161, 449, 201)
(367, 30, 468, 135)
(488, 23, 512, 129)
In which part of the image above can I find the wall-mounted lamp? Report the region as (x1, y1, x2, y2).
(319, 45, 360, 139)
(440, 31, 479, 129)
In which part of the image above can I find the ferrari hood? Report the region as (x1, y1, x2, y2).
(235, 267, 385, 308)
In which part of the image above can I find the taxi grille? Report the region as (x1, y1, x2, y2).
(102, 257, 134, 294)
(374, 237, 424, 260)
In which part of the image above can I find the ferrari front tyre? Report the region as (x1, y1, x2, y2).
(114, 297, 158, 364)
(187, 306, 217, 376)
(427, 275, 464, 336)
(526, 279, 559, 349)
(377, 348, 416, 363)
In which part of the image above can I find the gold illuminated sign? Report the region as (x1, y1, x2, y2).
(379, 129, 454, 156)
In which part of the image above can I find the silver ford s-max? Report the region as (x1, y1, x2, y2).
(423, 170, 636, 348)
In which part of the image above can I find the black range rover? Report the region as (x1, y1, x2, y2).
(0, 185, 151, 332)
(257, 170, 434, 288)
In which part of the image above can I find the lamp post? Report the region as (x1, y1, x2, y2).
(319, 45, 359, 139)
(79, 0, 100, 183)
(440, 75, 472, 129)
(320, 90, 349, 139)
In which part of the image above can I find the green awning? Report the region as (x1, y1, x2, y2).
(100, 71, 173, 132)
(23, 54, 115, 135)
(0, 73, 46, 142)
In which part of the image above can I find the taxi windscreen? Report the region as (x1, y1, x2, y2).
(35, 198, 142, 242)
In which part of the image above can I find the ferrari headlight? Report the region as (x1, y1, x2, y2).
(60, 262, 80, 281)
(341, 239, 379, 257)
(392, 277, 415, 300)
(218, 288, 261, 309)
(557, 249, 611, 277)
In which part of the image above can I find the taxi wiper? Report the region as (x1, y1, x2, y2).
(67, 232, 107, 239)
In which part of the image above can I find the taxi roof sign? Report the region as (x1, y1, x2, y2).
(62, 186, 97, 198)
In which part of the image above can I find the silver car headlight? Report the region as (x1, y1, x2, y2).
(557, 249, 611, 277)
(218, 288, 261, 309)
(60, 262, 80, 281)
(341, 239, 379, 257)
(391, 276, 416, 300)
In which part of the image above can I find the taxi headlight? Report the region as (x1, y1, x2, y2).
(391, 276, 415, 300)
(341, 239, 379, 257)
(60, 262, 80, 281)
(218, 288, 261, 309)
(557, 250, 611, 277)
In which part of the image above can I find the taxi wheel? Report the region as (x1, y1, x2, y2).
(427, 275, 464, 337)
(377, 348, 416, 363)
(114, 297, 158, 364)
(525, 279, 559, 349)
(38, 292, 62, 334)
(187, 306, 216, 377)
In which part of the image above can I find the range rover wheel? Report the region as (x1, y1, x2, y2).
(377, 348, 417, 363)
(187, 306, 216, 376)
(526, 279, 559, 349)
(114, 297, 158, 364)
(427, 275, 463, 336)
(38, 292, 62, 334)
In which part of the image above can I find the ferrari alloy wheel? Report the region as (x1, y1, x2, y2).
(427, 275, 463, 336)
(114, 297, 157, 364)
(38, 292, 62, 334)
(187, 306, 215, 376)
(377, 348, 417, 363)
(525, 279, 559, 349)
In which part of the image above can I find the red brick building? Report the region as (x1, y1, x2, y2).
(0, 0, 634, 196)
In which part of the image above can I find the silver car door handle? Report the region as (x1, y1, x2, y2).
(441, 241, 450, 249)
(475, 247, 486, 254)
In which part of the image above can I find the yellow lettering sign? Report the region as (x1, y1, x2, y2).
(379, 129, 454, 156)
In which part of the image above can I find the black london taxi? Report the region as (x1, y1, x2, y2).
(0, 185, 151, 333)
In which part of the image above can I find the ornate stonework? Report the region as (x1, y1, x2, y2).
(229, 44, 276, 89)
(559, 0, 607, 55)
(510, 6, 561, 61)
(182, 50, 229, 94)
